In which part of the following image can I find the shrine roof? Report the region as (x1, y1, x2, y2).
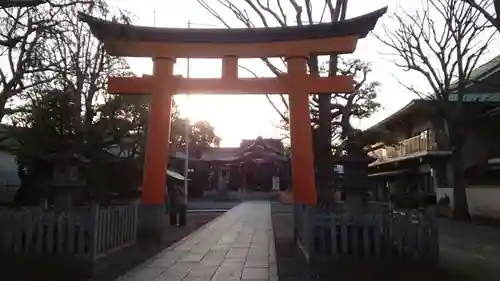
(240, 138, 284, 153)
(199, 147, 242, 162)
(180, 138, 287, 163)
(78, 7, 387, 45)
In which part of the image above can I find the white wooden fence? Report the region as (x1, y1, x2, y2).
(294, 205, 439, 263)
(0, 201, 138, 261)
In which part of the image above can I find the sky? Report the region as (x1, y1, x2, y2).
(105, 0, 499, 147)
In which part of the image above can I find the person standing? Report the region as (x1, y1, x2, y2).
(177, 182, 187, 227)
(167, 176, 179, 226)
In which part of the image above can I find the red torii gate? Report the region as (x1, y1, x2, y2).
(80, 7, 386, 237)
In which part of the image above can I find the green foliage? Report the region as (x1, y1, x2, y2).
(99, 95, 220, 159)
(171, 118, 221, 157)
(278, 58, 382, 152)
(10, 90, 81, 163)
(95, 95, 151, 159)
(390, 185, 426, 210)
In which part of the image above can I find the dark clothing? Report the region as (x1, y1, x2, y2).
(167, 179, 186, 226)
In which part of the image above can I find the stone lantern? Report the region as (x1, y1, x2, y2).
(336, 133, 376, 212)
(43, 151, 89, 211)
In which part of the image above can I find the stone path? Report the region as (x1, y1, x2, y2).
(117, 202, 277, 281)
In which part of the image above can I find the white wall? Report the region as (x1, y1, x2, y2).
(436, 187, 500, 218)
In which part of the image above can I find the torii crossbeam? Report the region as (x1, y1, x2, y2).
(80, 7, 387, 238)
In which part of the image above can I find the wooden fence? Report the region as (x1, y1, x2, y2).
(294, 205, 439, 263)
(0, 201, 138, 261)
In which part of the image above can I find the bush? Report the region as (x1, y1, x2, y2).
(390, 192, 425, 209)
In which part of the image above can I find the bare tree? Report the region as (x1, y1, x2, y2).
(197, 0, 380, 200)
(461, 0, 500, 30)
(46, 0, 131, 135)
(376, 0, 495, 220)
(0, 0, 92, 121)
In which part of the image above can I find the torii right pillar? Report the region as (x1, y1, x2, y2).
(286, 56, 317, 205)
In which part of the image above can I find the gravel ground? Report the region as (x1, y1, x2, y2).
(270, 202, 309, 281)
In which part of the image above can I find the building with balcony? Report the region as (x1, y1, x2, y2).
(367, 99, 500, 217)
(365, 55, 500, 218)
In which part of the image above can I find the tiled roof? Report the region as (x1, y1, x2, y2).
(240, 138, 284, 153)
(199, 147, 241, 162)
(174, 138, 288, 162)
(366, 55, 500, 132)
(461, 54, 500, 89)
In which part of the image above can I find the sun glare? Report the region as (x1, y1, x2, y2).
(175, 94, 285, 147)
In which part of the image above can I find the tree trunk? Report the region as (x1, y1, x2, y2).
(430, 116, 449, 150)
(0, 95, 8, 123)
(84, 102, 94, 136)
(308, 55, 333, 204)
(495, 0, 500, 25)
(449, 127, 471, 221)
(316, 94, 333, 204)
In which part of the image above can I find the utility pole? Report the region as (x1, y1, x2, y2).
(179, 20, 192, 227)
(178, 20, 219, 227)
(184, 21, 191, 206)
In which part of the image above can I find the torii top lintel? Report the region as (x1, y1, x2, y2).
(79, 7, 387, 59)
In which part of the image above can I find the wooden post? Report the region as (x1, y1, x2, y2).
(138, 57, 175, 242)
(88, 204, 99, 261)
(222, 56, 238, 80)
(142, 57, 175, 205)
(286, 56, 317, 205)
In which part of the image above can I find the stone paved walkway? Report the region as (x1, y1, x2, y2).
(117, 202, 277, 281)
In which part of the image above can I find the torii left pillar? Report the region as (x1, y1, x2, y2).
(138, 57, 175, 241)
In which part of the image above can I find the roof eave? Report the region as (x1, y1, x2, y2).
(79, 7, 387, 44)
(364, 99, 422, 132)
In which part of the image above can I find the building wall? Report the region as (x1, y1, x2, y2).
(436, 186, 500, 218)
(410, 120, 432, 137)
(370, 101, 500, 218)
(462, 128, 490, 169)
(378, 116, 493, 170)
(391, 130, 410, 142)
(0, 151, 21, 203)
(377, 119, 434, 147)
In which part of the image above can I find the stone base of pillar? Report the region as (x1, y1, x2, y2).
(137, 203, 166, 243)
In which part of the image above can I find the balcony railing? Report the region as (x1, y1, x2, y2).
(370, 133, 441, 162)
